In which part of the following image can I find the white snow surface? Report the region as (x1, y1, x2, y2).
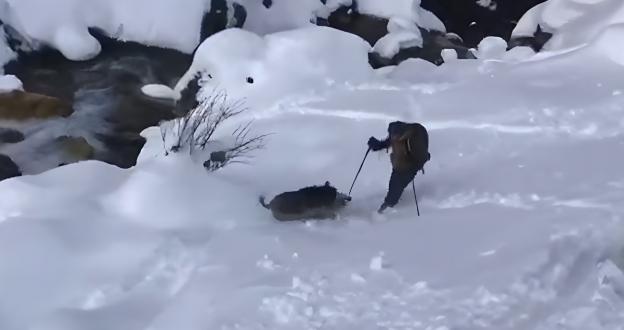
(2, 22, 624, 329)
(0, 74, 22, 92)
(356, 0, 446, 32)
(172, 27, 374, 110)
(513, 0, 624, 52)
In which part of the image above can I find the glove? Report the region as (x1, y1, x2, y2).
(367, 137, 383, 151)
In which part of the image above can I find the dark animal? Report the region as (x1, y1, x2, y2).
(259, 181, 352, 221)
(368, 121, 430, 213)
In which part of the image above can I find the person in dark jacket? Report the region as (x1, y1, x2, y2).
(368, 121, 430, 213)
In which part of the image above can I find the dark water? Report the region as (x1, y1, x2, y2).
(2, 34, 193, 172)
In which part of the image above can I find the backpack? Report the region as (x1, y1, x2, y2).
(404, 124, 430, 173)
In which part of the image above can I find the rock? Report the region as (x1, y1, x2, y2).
(0, 90, 73, 120)
(54, 136, 95, 163)
(369, 29, 476, 68)
(95, 132, 146, 169)
(508, 25, 552, 52)
(328, 6, 389, 46)
(200, 0, 229, 45)
(421, 0, 547, 48)
(0, 127, 25, 143)
(0, 154, 21, 181)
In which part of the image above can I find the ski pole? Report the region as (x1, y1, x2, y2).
(348, 148, 371, 196)
(412, 180, 420, 216)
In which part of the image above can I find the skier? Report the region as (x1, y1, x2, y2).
(367, 121, 430, 213)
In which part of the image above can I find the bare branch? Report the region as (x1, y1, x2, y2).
(159, 85, 269, 171)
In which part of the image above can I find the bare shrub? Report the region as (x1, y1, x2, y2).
(160, 86, 268, 169)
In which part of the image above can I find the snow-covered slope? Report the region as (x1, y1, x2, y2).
(2, 24, 624, 329)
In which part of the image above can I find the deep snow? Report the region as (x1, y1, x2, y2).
(2, 21, 624, 330)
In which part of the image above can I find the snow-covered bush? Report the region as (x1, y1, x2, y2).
(159, 85, 267, 170)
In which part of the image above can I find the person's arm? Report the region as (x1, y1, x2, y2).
(368, 136, 390, 151)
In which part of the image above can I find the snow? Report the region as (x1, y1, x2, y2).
(356, 0, 446, 32)
(512, 0, 624, 52)
(2, 19, 624, 329)
(475, 36, 508, 59)
(0, 74, 22, 92)
(441, 48, 458, 62)
(141, 83, 181, 100)
(373, 30, 423, 58)
(169, 27, 373, 109)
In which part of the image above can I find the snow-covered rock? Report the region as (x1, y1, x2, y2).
(373, 30, 423, 59)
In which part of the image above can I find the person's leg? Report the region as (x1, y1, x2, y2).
(378, 169, 417, 213)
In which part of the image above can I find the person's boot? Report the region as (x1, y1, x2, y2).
(377, 203, 389, 214)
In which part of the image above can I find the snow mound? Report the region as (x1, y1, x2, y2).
(513, 0, 624, 52)
(475, 36, 508, 60)
(172, 26, 373, 109)
(0, 74, 22, 92)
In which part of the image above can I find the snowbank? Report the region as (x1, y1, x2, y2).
(513, 0, 624, 52)
(170, 26, 374, 110)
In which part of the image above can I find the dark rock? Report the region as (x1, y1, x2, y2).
(175, 73, 202, 116)
(508, 24, 552, 52)
(377, 29, 476, 67)
(95, 132, 146, 169)
(420, 0, 547, 48)
(328, 6, 388, 46)
(200, 0, 229, 45)
(0, 90, 73, 120)
(262, 0, 272, 9)
(0, 127, 25, 144)
(231, 2, 248, 28)
(54, 136, 95, 163)
(0, 154, 21, 181)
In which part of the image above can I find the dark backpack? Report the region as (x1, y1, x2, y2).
(404, 124, 430, 173)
